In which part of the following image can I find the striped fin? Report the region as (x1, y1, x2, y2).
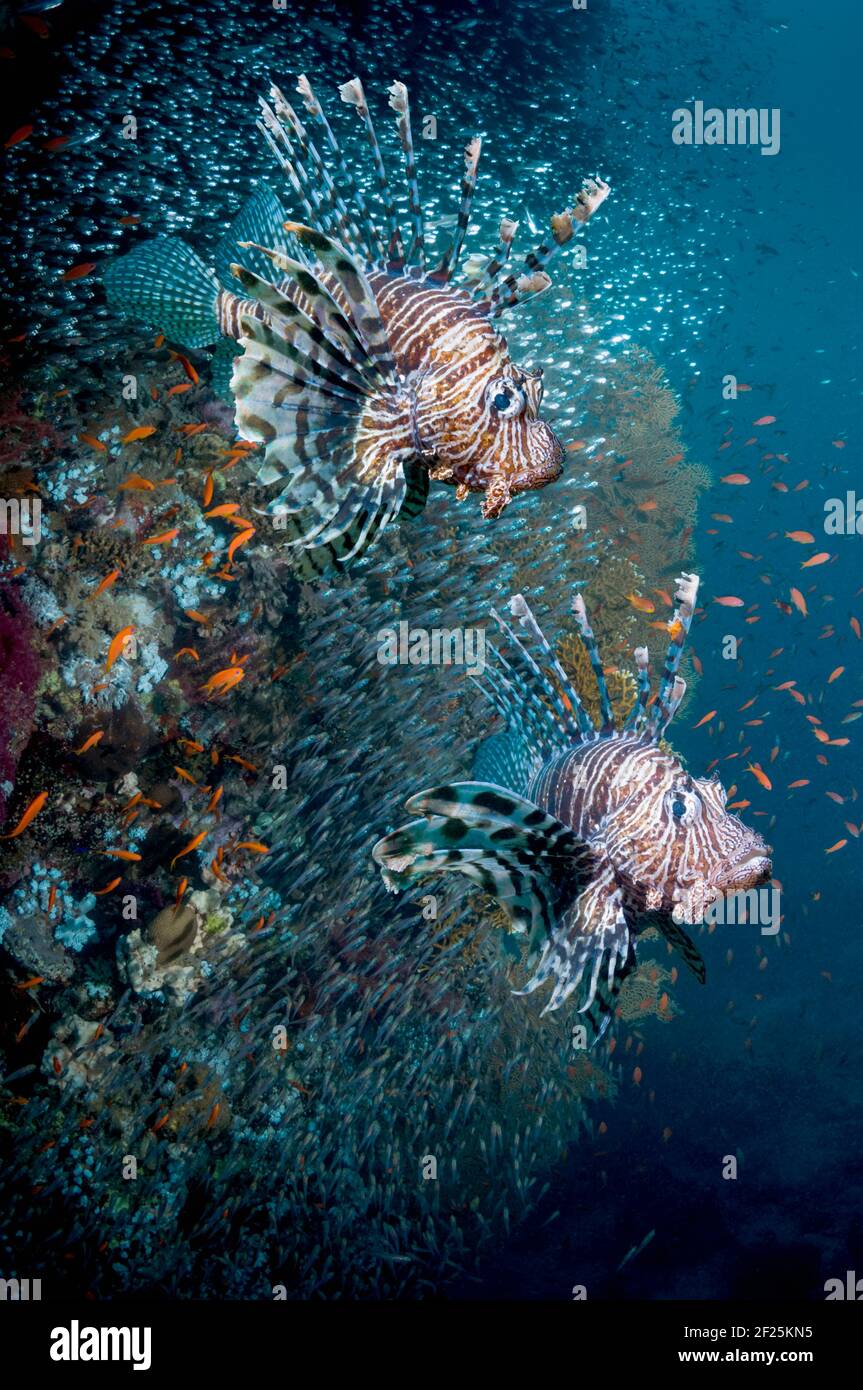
(471, 728, 538, 797)
(102, 236, 220, 349)
(654, 913, 707, 984)
(373, 781, 596, 940)
(228, 261, 386, 395)
(429, 136, 482, 285)
(570, 592, 615, 735)
(213, 186, 294, 292)
(648, 573, 699, 740)
(488, 268, 552, 317)
(232, 293, 418, 560)
(489, 176, 610, 316)
(339, 76, 405, 269)
(209, 339, 241, 402)
(233, 242, 388, 388)
(387, 81, 425, 272)
(294, 74, 385, 267)
(268, 84, 364, 254)
(467, 216, 519, 298)
(256, 99, 327, 238)
(504, 594, 593, 739)
(513, 862, 631, 1016)
(400, 456, 429, 519)
(281, 223, 399, 383)
(625, 646, 652, 733)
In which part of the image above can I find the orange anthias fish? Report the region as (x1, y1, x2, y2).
(103, 73, 613, 566)
(200, 666, 245, 698)
(1, 791, 48, 839)
(627, 593, 655, 614)
(171, 831, 209, 870)
(105, 625, 135, 672)
(85, 568, 122, 601)
(746, 763, 772, 792)
(71, 730, 104, 755)
(122, 425, 157, 443)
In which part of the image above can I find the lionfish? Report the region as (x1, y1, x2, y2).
(103, 74, 610, 568)
(373, 574, 773, 1038)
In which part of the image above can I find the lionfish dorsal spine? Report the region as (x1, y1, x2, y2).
(570, 592, 615, 735)
(256, 106, 320, 242)
(387, 81, 426, 274)
(262, 92, 343, 241)
(469, 217, 519, 302)
(339, 75, 405, 270)
(624, 645, 652, 734)
(294, 75, 384, 265)
(428, 136, 482, 285)
(486, 596, 589, 745)
(647, 572, 700, 740)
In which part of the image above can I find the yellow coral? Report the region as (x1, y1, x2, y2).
(556, 634, 638, 727)
(616, 960, 679, 1023)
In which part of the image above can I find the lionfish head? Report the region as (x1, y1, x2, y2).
(610, 747, 773, 915)
(474, 361, 564, 517)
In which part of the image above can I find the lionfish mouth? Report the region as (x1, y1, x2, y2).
(508, 432, 565, 496)
(721, 845, 773, 890)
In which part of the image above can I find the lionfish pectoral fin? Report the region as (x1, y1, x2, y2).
(372, 781, 596, 941)
(230, 290, 418, 564)
(515, 864, 632, 1020)
(654, 913, 707, 984)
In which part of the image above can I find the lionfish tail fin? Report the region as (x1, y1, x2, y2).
(102, 236, 221, 350)
(230, 228, 419, 566)
(373, 781, 596, 940)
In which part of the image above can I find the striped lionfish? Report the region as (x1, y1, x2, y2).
(373, 574, 772, 1038)
(103, 74, 610, 568)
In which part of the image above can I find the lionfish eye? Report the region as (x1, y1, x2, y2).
(493, 391, 512, 411)
(672, 798, 687, 819)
